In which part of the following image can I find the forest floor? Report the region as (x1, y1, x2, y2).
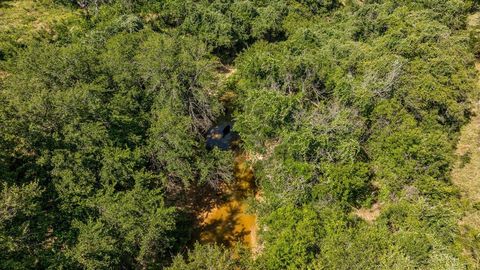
(451, 71, 480, 265)
(354, 202, 382, 223)
(451, 11, 480, 264)
(451, 83, 480, 204)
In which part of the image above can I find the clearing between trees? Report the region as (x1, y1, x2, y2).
(451, 11, 480, 263)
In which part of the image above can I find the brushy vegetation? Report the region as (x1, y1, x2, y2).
(0, 0, 479, 269)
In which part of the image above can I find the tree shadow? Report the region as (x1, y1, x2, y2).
(165, 152, 257, 250)
(198, 203, 250, 247)
(0, 0, 14, 9)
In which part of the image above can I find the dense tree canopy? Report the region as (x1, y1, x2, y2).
(0, 0, 479, 269)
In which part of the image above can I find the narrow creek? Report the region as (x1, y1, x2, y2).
(185, 66, 259, 250)
(198, 65, 259, 249)
(197, 153, 257, 248)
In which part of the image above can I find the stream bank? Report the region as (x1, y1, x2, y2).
(192, 66, 259, 250)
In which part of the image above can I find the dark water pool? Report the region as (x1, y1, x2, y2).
(206, 122, 239, 150)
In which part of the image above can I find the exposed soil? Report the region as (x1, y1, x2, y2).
(451, 12, 480, 265)
(354, 202, 383, 223)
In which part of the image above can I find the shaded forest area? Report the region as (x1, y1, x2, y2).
(1, 0, 480, 269)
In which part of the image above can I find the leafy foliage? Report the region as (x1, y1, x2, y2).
(0, 0, 478, 269)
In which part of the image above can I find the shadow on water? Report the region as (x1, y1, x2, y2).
(197, 154, 257, 249)
(198, 203, 250, 246)
(171, 107, 258, 250)
(169, 139, 257, 250)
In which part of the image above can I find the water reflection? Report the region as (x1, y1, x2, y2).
(198, 154, 257, 249)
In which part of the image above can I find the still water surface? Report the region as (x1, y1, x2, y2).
(198, 154, 257, 249)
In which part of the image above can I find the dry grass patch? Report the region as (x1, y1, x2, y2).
(451, 100, 480, 203)
(0, 70, 9, 79)
(354, 202, 382, 223)
(452, 15, 480, 266)
(468, 12, 480, 28)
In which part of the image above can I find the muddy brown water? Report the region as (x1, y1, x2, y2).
(197, 154, 258, 249)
